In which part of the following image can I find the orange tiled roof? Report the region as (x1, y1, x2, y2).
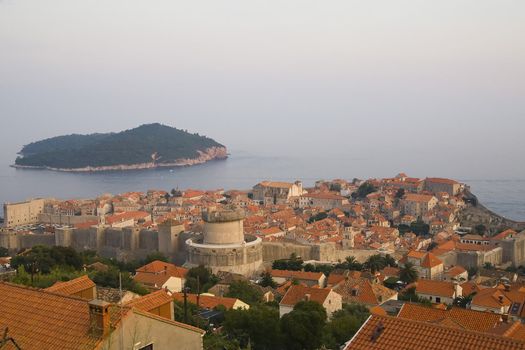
(334, 277, 396, 306)
(345, 314, 525, 350)
(425, 177, 459, 185)
(489, 322, 525, 341)
(270, 269, 323, 282)
(421, 252, 443, 268)
(472, 288, 513, 308)
(414, 280, 457, 298)
(134, 261, 188, 289)
(45, 275, 95, 297)
(172, 293, 239, 310)
(404, 193, 436, 203)
(398, 303, 502, 332)
(0, 282, 101, 350)
(280, 285, 331, 307)
(125, 289, 173, 314)
(257, 181, 294, 189)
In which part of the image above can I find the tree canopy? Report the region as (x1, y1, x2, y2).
(15, 123, 224, 168)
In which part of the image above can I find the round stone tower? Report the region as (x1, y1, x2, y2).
(186, 207, 263, 277)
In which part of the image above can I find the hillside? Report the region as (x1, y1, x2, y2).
(14, 123, 227, 171)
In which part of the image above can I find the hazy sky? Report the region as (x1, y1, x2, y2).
(1, 1, 524, 178)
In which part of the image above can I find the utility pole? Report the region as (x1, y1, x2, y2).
(196, 276, 200, 309)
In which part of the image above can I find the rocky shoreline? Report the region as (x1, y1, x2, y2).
(459, 190, 525, 234)
(11, 146, 228, 172)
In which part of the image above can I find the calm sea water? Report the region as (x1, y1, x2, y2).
(0, 151, 524, 221)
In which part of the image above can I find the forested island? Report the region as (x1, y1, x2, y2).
(13, 123, 227, 172)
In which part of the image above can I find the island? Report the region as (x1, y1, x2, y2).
(12, 123, 227, 172)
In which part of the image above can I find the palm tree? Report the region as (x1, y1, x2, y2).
(366, 254, 386, 274)
(345, 256, 363, 271)
(400, 262, 418, 284)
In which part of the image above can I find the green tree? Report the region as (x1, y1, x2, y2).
(384, 254, 397, 267)
(323, 303, 369, 348)
(483, 262, 494, 270)
(467, 266, 479, 279)
(399, 262, 418, 284)
(185, 265, 219, 293)
(281, 301, 327, 350)
(329, 183, 342, 192)
(11, 245, 82, 274)
(426, 242, 438, 251)
(474, 224, 487, 235)
(0, 247, 9, 257)
(365, 254, 386, 273)
(307, 212, 328, 223)
(272, 254, 304, 271)
(351, 182, 377, 199)
(453, 293, 475, 308)
(410, 220, 430, 236)
(91, 268, 148, 295)
(223, 305, 283, 350)
(143, 251, 169, 265)
(336, 256, 363, 271)
(203, 333, 240, 350)
(259, 271, 277, 288)
(226, 280, 263, 305)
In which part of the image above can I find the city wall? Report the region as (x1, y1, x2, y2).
(262, 241, 379, 263)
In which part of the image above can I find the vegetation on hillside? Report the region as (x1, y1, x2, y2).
(15, 123, 224, 168)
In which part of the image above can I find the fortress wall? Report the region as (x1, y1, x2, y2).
(139, 230, 159, 251)
(38, 213, 97, 226)
(262, 242, 384, 263)
(262, 242, 316, 261)
(71, 228, 94, 250)
(17, 233, 55, 249)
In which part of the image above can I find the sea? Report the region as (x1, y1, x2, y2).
(1, 151, 524, 221)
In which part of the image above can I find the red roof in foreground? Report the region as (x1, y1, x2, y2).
(45, 275, 95, 297)
(345, 314, 525, 350)
(0, 282, 101, 350)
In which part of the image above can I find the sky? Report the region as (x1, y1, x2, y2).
(0, 0, 524, 178)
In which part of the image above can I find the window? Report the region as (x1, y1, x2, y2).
(436, 297, 441, 303)
(139, 344, 153, 350)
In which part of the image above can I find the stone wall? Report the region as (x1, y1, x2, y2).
(261, 241, 379, 263)
(38, 213, 98, 226)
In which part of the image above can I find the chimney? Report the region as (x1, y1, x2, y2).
(304, 293, 311, 302)
(89, 300, 111, 337)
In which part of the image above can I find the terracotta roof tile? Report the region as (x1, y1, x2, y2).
(125, 289, 172, 313)
(398, 303, 502, 333)
(173, 293, 240, 310)
(414, 280, 458, 298)
(280, 285, 331, 306)
(345, 314, 525, 350)
(0, 282, 101, 350)
(45, 275, 95, 297)
(270, 269, 323, 282)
